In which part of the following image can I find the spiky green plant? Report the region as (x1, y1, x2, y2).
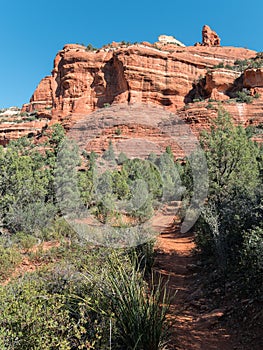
(96, 254, 171, 349)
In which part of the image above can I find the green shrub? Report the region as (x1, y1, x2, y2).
(102, 140, 116, 162)
(0, 278, 101, 349)
(44, 217, 77, 241)
(213, 62, 224, 69)
(117, 151, 128, 165)
(13, 231, 38, 251)
(233, 57, 263, 71)
(183, 110, 261, 270)
(211, 56, 263, 72)
(85, 43, 97, 51)
(122, 158, 163, 199)
(115, 127, 122, 135)
(241, 226, 263, 295)
(233, 59, 250, 71)
(121, 40, 131, 46)
(0, 245, 22, 282)
(235, 90, 253, 103)
(225, 64, 234, 70)
(129, 240, 156, 274)
(206, 102, 217, 110)
(0, 238, 172, 349)
(94, 193, 117, 224)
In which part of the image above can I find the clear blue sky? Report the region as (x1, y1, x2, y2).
(1, 0, 262, 108)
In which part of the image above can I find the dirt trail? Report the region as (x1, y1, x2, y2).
(153, 208, 238, 350)
(1, 208, 244, 349)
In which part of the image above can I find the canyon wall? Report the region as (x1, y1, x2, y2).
(1, 26, 263, 149)
(23, 43, 257, 121)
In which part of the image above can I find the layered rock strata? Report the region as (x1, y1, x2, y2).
(1, 27, 262, 149)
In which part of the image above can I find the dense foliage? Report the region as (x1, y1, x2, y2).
(0, 126, 178, 349)
(182, 109, 263, 296)
(1, 110, 262, 348)
(0, 239, 170, 349)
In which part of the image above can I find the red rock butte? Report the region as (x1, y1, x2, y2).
(0, 25, 262, 150)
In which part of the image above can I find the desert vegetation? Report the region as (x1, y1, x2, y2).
(0, 124, 181, 349)
(212, 53, 263, 72)
(181, 109, 263, 341)
(0, 108, 262, 348)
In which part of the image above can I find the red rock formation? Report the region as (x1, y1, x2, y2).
(243, 68, 263, 88)
(22, 43, 255, 123)
(67, 103, 202, 159)
(204, 69, 241, 100)
(1, 30, 261, 147)
(202, 25, 220, 46)
(0, 119, 48, 146)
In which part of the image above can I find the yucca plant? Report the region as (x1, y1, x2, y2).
(100, 254, 171, 350)
(128, 240, 156, 274)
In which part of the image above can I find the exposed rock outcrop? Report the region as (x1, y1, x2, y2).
(202, 25, 220, 46)
(22, 43, 255, 123)
(28, 76, 53, 114)
(0, 107, 49, 146)
(158, 35, 186, 47)
(0, 120, 48, 146)
(204, 69, 241, 100)
(243, 68, 263, 88)
(1, 27, 262, 148)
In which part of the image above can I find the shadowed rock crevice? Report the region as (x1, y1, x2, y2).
(184, 77, 208, 103)
(225, 75, 244, 98)
(97, 55, 130, 107)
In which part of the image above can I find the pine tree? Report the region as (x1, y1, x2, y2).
(54, 139, 82, 218)
(201, 109, 260, 208)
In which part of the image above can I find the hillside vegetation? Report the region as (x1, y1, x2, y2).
(0, 109, 262, 349)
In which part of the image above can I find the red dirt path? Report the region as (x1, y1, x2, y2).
(152, 208, 241, 350)
(2, 209, 247, 349)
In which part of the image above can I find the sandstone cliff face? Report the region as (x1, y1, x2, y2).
(0, 119, 48, 146)
(244, 68, 263, 88)
(67, 103, 202, 159)
(2, 28, 262, 148)
(23, 43, 256, 120)
(204, 69, 241, 100)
